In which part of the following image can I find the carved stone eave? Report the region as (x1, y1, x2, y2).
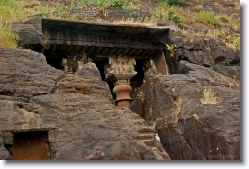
(42, 18, 170, 51)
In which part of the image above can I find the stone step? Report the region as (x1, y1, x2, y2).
(151, 147, 170, 160)
(138, 126, 155, 134)
(143, 139, 157, 147)
(132, 134, 154, 140)
(132, 119, 146, 126)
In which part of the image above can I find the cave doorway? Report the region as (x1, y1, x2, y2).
(12, 131, 50, 160)
(46, 57, 63, 70)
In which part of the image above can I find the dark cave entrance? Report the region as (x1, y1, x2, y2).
(46, 57, 63, 70)
(11, 131, 50, 160)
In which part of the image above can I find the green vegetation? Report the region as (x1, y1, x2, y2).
(200, 87, 220, 104)
(106, 0, 141, 10)
(166, 44, 176, 57)
(150, 2, 185, 27)
(167, 9, 184, 27)
(0, 23, 19, 48)
(108, 0, 125, 9)
(155, 0, 187, 6)
(221, 32, 240, 48)
(194, 11, 220, 26)
(137, 91, 146, 103)
(0, 0, 43, 48)
(193, 4, 203, 12)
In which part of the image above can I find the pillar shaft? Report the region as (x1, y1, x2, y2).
(113, 82, 132, 107)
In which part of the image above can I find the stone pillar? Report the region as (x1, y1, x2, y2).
(113, 79, 133, 107)
(104, 55, 137, 108)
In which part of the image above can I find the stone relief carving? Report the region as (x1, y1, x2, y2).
(61, 53, 92, 74)
(142, 59, 157, 82)
(61, 58, 68, 73)
(104, 54, 137, 80)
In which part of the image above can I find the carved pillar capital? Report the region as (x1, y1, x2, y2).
(104, 55, 137, 83)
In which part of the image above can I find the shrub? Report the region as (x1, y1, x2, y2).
(167, 9, 185, 27)
(155, 0, 187, 6)
(137, 91, 146, 103)
(108, 0, 125, 9)
(193, 4, 203, 12)
(200, 87, 221, 104)
(0, 22, 19, 48)
(95, 0, 106, 7)
(195, 11, 220, 26)
(221, 32, 240, 48)
(122, 1, 141, 10)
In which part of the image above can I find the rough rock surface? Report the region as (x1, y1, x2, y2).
(166, 32, 240, 75)
(212, 65, 240, 80)
(130, 61, 240, 160)
(0, 48, 64, 100)
(0, 48, 170, 160)
(75, 62, 102, 81)
(12, 24, 44, 51)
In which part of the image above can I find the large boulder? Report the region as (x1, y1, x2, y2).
(130, 61, 240, 160)
(12, 24, 44, 51)
(166, 32, 240, 74)
(0, 48, 170, 160)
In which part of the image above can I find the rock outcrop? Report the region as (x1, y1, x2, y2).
(166, 31, 240, 74)
(0, 48, 170, 160)
(130, 61, 240, 160)
(12, 23, 44, 52)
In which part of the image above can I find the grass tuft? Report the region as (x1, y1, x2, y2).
(200, 87, 221, 104)
(194, 11, 220, 26)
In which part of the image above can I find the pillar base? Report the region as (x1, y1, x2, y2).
(116, 100, 131, 108)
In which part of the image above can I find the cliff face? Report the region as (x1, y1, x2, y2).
(130, 61, 240, 160)
(0, 48, 170, 160)
(130, 29, 240, 160)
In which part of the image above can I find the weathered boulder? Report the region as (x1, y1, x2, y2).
(212, 65, 240, 80)
(167, 33, 240, 73)
(0, 48, 64, 100)
(130, 61, 240, 160)
(209, 38, 239, 65)
(12, 23, 44, 51)
(75, 62, 102, 81)
(0, 48, 170, 160)
(178, 61, 240, 88)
